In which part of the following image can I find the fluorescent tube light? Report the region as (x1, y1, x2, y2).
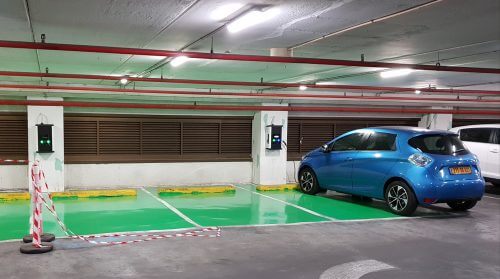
(171, 56, 189, 67)
(211, 3, 244, 20)
(227, 8, 280, 33)
(380, 68, 413, 78)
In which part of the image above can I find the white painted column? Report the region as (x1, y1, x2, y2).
(418, 109, 453, 130)
(418, 107, 453, 130)
(27, 97, 64, 192)
(252, 105, 288, 185)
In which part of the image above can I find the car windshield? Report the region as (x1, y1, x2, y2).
(408, 134, 469, 155)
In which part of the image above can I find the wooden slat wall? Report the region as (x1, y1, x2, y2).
(64, 115, 252, 163)
(221, 122, 252, 153)
(287, 118, 419, 160)
(0, 114, 28, 161)
(142, 122, 181, 154)
(452, 118, 500, 128)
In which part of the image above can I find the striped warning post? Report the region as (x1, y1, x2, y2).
(31, 162, 42, 248)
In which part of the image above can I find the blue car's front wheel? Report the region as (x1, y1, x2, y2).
(384, 181, 418, 216)
(299, 168, 321, 195)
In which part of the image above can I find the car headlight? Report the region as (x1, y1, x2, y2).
(408, 153, 432, 167)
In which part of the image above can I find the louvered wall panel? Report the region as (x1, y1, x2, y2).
(288, 118, 420, 160)
(287, 122, 300, 153)
(64, 120, 97, 155)
(221, 122, 252, 153)
(301, 124, 334, 151)
(183, 122, 220, 154)
(142, 122, 181, 154)
(99, 121, 141, 154)
(64, 115, 253, 163)
(452, 118, 499, 128)
(0, 115, 27, 159)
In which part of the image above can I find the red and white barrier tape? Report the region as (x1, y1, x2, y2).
(30, 161, 221, 246)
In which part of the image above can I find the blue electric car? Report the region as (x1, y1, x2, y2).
(298, 126, 485, 216)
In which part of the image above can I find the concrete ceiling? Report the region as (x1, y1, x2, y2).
(0, 0, 498, 99)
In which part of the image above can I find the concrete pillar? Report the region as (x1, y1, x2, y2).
(27, 97, 64, 192)
(418, 107, 453, 130)
(252, 105, 288, 185)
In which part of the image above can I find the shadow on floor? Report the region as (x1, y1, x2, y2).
(485, 183, 500, 195)
(319, 191, 463, 218)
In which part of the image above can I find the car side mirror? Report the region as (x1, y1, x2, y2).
(321, 144, 329, 153)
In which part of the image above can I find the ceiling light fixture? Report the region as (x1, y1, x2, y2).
(227, 8, 280, 33)
(415, 89, 421, 94)
(119, 78, 128, 85)
(171, 56, 189, 67)
(380, 68, 413, 78)
(299, 85, 307, 91)
(315, 81, 336, 85)
(210, 3, 244, 20)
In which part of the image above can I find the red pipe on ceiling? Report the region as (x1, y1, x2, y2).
(0, 40, 499, 74)
(0, 71, 499, 95)
(1, 84, 499, 104)
(0, 99, 498, 116)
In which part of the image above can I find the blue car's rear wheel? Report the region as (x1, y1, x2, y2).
(299, 168, 320, 195)
(447, 200, 477, 211)
(385, 181, 418, 216)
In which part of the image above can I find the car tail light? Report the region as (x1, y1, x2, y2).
(408, 153, 432, 167)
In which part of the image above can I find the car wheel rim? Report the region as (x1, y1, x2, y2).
(300, 171, 314, 192)
(387, 185, 408, 212)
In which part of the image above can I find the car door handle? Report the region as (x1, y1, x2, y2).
(346, 157, 354, 161)
(490, 149, 499, 153)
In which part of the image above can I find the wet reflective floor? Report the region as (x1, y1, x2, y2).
(0, 184, 447, 241)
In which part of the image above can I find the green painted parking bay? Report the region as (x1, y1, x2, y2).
(262, 190, 399, 220)
(155, 186, 327, 226)
(0, 190, 193, 241)
(1, 185, 447, 242)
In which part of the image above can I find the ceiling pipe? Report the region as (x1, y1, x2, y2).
(0, 40, 499, 74)
(289, 0, 444, 50)
(1, 84, 499, 104)
(0, 99, 498, 116)
(0, 71, 499, 95)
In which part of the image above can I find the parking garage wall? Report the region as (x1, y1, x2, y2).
(1, 112, 499, 189)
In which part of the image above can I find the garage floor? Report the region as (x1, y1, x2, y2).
(0, 185, 498, 278)
(0, 184, 446, 241)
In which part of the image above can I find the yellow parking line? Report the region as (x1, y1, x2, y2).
(256, 184, 299, 192)
(0, 192, 30, 201)
(158, 185, 235, 194)
(51, 189, 137, 199)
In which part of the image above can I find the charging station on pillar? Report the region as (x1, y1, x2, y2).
(265, 125, 282, 150)
(36, 123, 54, 153)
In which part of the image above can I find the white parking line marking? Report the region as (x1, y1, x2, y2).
(233, 185, 337, 221)
(484, 195, 500, 200)
(140, 187, 202, 228)
(319, 259, 397, 279)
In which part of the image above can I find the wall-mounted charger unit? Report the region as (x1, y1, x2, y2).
(36, 123, 54, 153)
(265, 125, 282, 150)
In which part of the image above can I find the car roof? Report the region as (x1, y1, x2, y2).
(449, 124, 500, 131)
(352, 126, 455, 136)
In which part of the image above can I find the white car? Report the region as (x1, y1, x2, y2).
(450, 124, 500, 186)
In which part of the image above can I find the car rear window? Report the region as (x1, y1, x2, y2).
(408, 134, 469, 155)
